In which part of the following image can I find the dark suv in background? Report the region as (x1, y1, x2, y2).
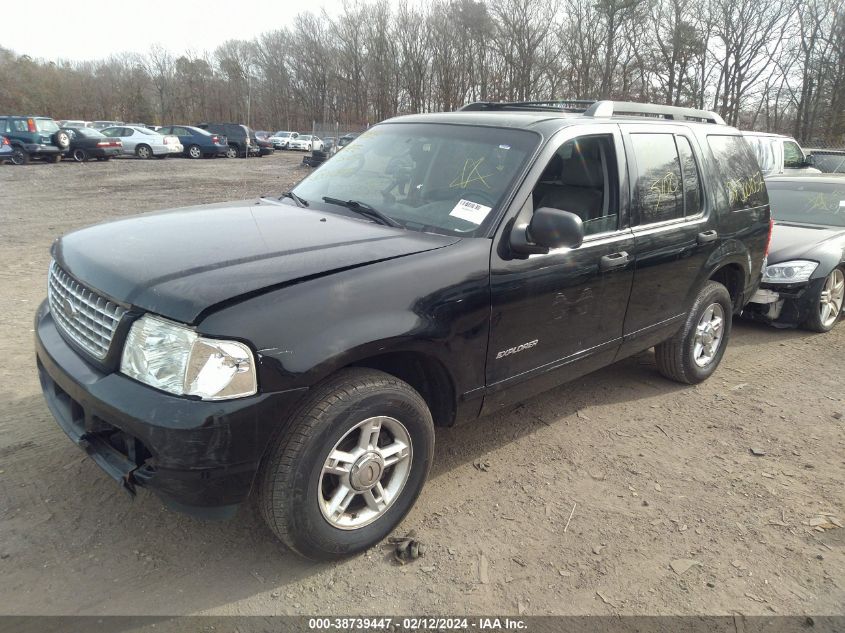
(1, 115, 70, 164)
(35, 100, 771, 560)
(196, 122, 258, 158)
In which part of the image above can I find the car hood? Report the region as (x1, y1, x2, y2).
(768, 222, 845, 264)
(53, 199, 460, 323)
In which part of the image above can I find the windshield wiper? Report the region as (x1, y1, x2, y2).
(281, 191, 308, 207)
(321, 197, 402, 228)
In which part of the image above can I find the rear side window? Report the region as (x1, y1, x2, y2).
(630, 133, 684, 224)
(676, 136, 703, 216)
(13, 119, 29, 132)
(707, 135, 767, 210)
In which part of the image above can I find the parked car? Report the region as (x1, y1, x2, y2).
(0, 135, 12, 162)
(744, 175, 844, 332)
(268, 131, 298, 149)
(99, 126, 183, 159)
(0, 115, 70, 164)
(322, 136, 337, 152)
(289, 134, 323, 151)
(92, 120, 124, 130)
(254, 130, 271, 140)
(62, 126, 123, 162)
(742, 132, 820, 176)
(807, 148, 845, 174)
(34, 100, 770, 560)
(157, 125, 229, 159)
(196, 122, 259, 158)
(253, 136, 275, 156)
(59, 120, 92, 128)
(337, 132, 358, 149)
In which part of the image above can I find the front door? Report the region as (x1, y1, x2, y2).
(484, 126, 635, 414)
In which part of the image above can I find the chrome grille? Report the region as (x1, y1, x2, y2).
(48, 261, 126, 360)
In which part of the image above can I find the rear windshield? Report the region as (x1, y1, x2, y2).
(35, 118, 59, 133)
(292, 122, 539, 237)
(767, 181, 845, 227)
(72, 128, 104, 138)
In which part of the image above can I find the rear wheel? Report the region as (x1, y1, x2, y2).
(135, 144, 152, 159)
(258, 368, 434, 560)
(655, 281, 732, 384)
(187, 144, 202, 159)
(72, 149, 88, 162)
(803, 267, 844, 333)
(10, 148, 29, 165)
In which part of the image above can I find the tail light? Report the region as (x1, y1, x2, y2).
(27, 118, 37, 133)
(1, 137, 9, 146)
(211, 135, 219, 143)
(764, 218, 774, 256)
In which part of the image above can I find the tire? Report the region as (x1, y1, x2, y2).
(225, 144, 239, 159)
(10, 148, 29, 165)
(135, 144, 152, 159)
(54, 131, 70, 150)
(47, 153, 63, 163)
(803, 267, 844, 333)
(187, 144, 202, 159)
(258, 368, 435, 560)
(655, 281, 732, 384)
(72, 149, 88, 162)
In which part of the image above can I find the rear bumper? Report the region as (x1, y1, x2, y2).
(34, 300, 307, 517)
(23, 143, 61, 155)
(154, 144, 184, 155)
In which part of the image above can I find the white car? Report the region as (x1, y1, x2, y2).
(100, 126, 183, 159)
(268, 131, 298, 150)
(289, 134, 323, 152)
(742, 131, 821, 176)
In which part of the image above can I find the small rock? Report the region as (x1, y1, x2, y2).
(816, 554, 824, 560)
(745, 592, 767, 603)
(706, 581, 716, 588)
(670, 559, 702, 575)
(518, 601, 528, 615)
(749, 448, 766, 457)
(761, 472, 774, 479)
(832, 412, 842, 420)
(559, 570, 571, 577)
(420, 565, 436, 573)
(678, 524, 688, 532)
(592, 545, 604, 555)
(473, 461, 490, 472)
(654, 483, 662, 492)
(479, 554, 489, 584)
(270, 590, 281, 599)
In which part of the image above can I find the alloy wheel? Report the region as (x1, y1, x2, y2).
(318, 416, 412, 530)
(693, 302, 724, 367)
(819, 268, 845, 328)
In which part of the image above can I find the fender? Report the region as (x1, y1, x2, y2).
(197, 238, 494, 403)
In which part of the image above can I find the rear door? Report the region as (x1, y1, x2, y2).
(618, 125, 717, 355)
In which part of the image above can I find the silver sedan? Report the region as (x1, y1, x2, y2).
(100, 126, 183, 159)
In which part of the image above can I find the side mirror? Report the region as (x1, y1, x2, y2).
(805, 154, 816, 167)
(511, 207, 584, 255)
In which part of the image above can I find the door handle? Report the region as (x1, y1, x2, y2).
(698, 230, 718, 244)
(600, 251, 631, 271)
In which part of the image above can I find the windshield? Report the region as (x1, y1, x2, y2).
(744, 135, 778, 175)
(767, 181, 845, 227)
(36, 119, 60, 133)
(292, 122, 538, 236)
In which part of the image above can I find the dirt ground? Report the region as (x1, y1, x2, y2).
(0, 153, 842, 618)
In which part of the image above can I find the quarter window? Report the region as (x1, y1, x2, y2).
(707, 135, 767, 210)
(631, 134, 684, 224)
(783, 141, 805, 169)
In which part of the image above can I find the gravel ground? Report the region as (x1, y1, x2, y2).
(0, 153, 842, 617)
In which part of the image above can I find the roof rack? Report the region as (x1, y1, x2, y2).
(459, 99, 725, 124)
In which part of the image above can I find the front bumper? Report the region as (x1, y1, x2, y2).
(155, 143, 184, 155)
(743, 278, 825, 327)
(34, 301, 306, 517)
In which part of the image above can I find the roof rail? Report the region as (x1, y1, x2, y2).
(459, 100, 596, 113)
(458, 99, 725, 124)
(585, 100, 725, 125)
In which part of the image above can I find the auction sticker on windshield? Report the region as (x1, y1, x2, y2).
(450, 199, 492, 225)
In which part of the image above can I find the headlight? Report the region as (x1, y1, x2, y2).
(120, 315, 257, 400)
(763, 260, 819, 284)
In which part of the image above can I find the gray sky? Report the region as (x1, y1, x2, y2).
(4, 0, 348, 62)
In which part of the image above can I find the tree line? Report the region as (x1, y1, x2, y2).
(1, 0, 843, 144)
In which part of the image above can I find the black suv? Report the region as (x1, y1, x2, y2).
(35, 100, 770, 560)
(0, 115, 70, 164)
(196, 122, 259, 158)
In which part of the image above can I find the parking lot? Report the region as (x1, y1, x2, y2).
(0, 153, 842, 616)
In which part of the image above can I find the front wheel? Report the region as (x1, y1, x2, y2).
(72, 149, 88, 162)
(187, 144, 202, 159)
(803, 267, 844, 333)
(655, 281, 732, 384)
(258, 368, 434, 560)
(10, 148, 29, 165)
(135, 144, 152, 159)
(225, 144, 239, 159)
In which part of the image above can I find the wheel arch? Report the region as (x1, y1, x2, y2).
(708, 262, 746, 312)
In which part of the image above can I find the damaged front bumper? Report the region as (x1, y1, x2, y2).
(742, 278, 825, 327)
(34, 301, 306, 519)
